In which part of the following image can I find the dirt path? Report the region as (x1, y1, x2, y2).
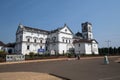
(0, 72, 62, 80)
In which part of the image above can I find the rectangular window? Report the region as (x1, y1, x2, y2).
(34, 39, 36, 43)
(63, 50, 64, 54)
(27, 39, 30, 42)
(40, 40, 42, 43)
(66, 40, 67, 43)
(69, 40, 70, 43)
(63, 39, 64, 42)
(46, 41, 48, 44)
(27, 45, 30, 50)
(40, 46, 42, 49)
(46, 46, 48, 51)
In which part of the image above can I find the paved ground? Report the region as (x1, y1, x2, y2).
(0, 56, 120, 80)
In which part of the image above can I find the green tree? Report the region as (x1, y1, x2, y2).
(109, 47, 113, 55)
(99, 48, 104, 55)
(103, 48, 108, 55)
(113, 47, 117, 55)
(117, 47, 120, 55)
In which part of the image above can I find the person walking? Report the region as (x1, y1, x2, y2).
(77, 54, 80, 60)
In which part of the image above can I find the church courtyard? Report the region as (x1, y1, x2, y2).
(0, 56, 120, 80)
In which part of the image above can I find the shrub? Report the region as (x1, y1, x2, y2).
(44, 52, 50, 56)
(0, 51, 7, 58)
(0, 50, 5, 54)
(66, 53, 74, 58)
(29, 52, 35, 58)
(0, 51, 7, 62)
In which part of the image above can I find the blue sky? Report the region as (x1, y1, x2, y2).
(0, 0, 120, 47)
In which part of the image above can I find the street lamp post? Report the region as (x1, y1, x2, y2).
(105, 40, 111, 56)
(104, 40, 111, 64)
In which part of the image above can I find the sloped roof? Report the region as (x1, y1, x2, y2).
(73, 39, 98, 44)
(65, 25, 74, 34)
(16, 24, 50, 35)
(91, 39, 98, 44)
(81, 22, 92, 26)
(50, 27, 63, 33)
(0, 41, 5, 46)
(24, 26, 50, 34)
(17, 24, 73, 35)
(5, 43, 16, 47)
(0, 41, 16, 48)
(50, 24, 73, 34)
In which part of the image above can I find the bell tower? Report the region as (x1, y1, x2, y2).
(81, 22, 93, 40)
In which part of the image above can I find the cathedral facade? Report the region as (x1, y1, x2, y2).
(15, 22, 98, 55)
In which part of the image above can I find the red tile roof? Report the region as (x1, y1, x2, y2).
(73, 39, 92, 44)
(73, 39, 98, 44)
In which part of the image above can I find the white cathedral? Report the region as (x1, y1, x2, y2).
(15, 22, 98, 55)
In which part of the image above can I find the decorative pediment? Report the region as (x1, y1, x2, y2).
(59, 24, 73, 34)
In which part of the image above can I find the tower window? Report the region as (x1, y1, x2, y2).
(89, 34, 91, 39)
(89, 27, 91, 31)
(84, 26, 87, 31)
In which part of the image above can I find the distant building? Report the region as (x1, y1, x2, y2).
(15, 22, 98, 55)
(0, 41, 5, 50)
(3, 43, 15, 54)
(0, 41, 15, 53)
(73, 22, 98, 55)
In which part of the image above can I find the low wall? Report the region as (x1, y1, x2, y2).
(6, 55, 25, 62)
